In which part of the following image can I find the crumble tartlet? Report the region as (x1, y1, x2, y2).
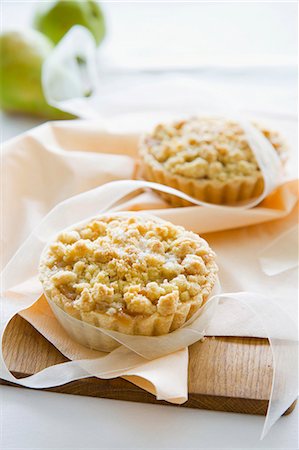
(39, 214, 218, 336)
(139, 116, 286, 206)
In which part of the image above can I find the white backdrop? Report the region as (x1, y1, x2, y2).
(2, 1, 298, 68)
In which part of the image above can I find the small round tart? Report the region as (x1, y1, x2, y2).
(39, 214, 218, 336)
(140, 116, 286, 206)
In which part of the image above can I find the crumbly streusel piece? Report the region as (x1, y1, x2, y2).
(39, 214, 218, 335)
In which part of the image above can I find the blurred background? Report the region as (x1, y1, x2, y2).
(1, 1, 298, 140)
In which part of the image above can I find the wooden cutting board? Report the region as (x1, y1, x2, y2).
(1, 314, 296, 416)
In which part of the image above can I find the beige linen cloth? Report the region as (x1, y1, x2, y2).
(1, 118, 298, 438)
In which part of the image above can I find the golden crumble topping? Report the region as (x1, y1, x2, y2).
(143, 117, 285, 181)
(39, 214, 217, 322)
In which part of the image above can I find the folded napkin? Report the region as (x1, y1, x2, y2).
(1, 117, 298, 439)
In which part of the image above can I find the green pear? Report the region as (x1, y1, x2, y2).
(33, 0, 106, 46)
(0, 30, 73, 119)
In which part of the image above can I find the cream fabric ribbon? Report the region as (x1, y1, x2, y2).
(42, 26, 284, 210)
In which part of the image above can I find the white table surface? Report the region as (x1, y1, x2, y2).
(1, 2, 298, 449)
